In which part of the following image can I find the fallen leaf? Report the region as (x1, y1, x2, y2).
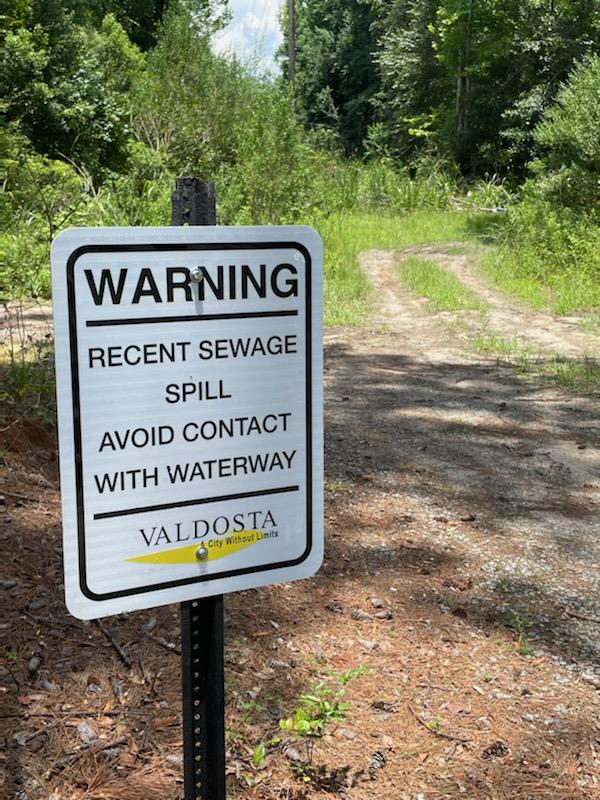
(77, 721, 98, 745)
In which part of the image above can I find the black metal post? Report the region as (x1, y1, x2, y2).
(180, 596, 226, 800)
(172, 177, 226, 800)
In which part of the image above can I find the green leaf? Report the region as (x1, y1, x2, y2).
(252, 741, 266, 768)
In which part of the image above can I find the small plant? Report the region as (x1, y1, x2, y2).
(515, 638, 536, 657)
(279, 665, 367, 770)
(502, 609, 535, 657)
(238, 741, 269, 788)
(425, 714, 443, 732)
(252, 741, 266, 768)
(325, 478, 352, 493)
(280, 685, 348, 739)
(337, 664, 369, 685)
(472, 330, 536, 360)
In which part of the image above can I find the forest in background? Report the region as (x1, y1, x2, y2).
(2, 0, 600, 319)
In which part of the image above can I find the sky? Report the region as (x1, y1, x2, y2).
(213, 0, 284, 73)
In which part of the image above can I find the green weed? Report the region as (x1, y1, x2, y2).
(397, 256, 487, 312)
(502, 609, 535, 657)
(472, 330, 600, 393)
(279, 664, 367, 766)
(425, 714, 443, 732)
(325, 478, 352, 493)
(251, 741, 266, 768)
(472, 331, 536, 359)
(540, 357, 600, 394)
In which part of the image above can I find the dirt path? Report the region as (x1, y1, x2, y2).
(352, 248, 600, 660)
(2, 250, 600, 800)
(395, 244, 599, 356)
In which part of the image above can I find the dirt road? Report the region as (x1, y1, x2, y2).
(2, 248, 599, 800)
(349, 247, 600, 672)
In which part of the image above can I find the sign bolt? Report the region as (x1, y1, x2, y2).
(195, 545, 209, 561)
(190, 267, 204, 283)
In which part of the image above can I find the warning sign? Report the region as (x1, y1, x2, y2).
(51, 226, 323, 619)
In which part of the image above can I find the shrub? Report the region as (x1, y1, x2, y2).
(531, 54, 600, 209)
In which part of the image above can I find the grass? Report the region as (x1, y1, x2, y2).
(397, 256, 488, 312)
(542, 357, 600, 394)
(320, 210, 484, 325)
(481, 249, 600, 320)
(472, 329, 600, 393)
(472, 330, 537, 359)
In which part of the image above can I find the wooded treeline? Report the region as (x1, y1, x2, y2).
(2, 0, 600, 313)
(286, 0, 600, 175)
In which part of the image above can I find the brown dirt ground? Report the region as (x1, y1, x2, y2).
(2, 249, 600, 800)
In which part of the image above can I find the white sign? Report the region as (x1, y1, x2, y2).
(51, 226, 323, 619)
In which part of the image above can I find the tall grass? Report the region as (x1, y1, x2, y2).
(482, 198, 600, 318)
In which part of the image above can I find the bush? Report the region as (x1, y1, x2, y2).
(485, 56, 600, 315)
(531, 54, 600, 209)
(1, 150, 101, 297)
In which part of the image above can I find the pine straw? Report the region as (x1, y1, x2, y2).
(3, 410, 600, 800)
(83, 765, 176, 800)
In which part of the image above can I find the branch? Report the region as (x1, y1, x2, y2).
(567, 611, 600, 625)
(95, 619, 132, 667)
(407, 704, 471, 744)
(44, 736, 128, 778)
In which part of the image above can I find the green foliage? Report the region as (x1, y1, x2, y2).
(279, 665, 367, 740)
(480, 59, 600, 317)
(486, 197, 600, 315)
(3, 0, 599, 350)
(279, 684, 348, 739)
(1, 10, 146, 176)
(251, 741, 266, 768)
(282, 0, 380, 154)
(531, 55, 600, 209)
(425, 714, 443, 732)
(291, 0, 600, 174)
(398, 256, 487, 311)
(1, 149, 99, 297)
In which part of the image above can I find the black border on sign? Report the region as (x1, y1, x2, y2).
(66, 241, 313, 601)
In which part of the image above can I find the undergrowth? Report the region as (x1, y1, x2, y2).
(481, 200, 600, 320)
(1, 304, 56, 425)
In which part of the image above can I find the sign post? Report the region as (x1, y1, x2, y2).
(172, 177, 225, 800)
(51, 181, 323, 798)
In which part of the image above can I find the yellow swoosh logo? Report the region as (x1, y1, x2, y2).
(126, 530, 263, 565)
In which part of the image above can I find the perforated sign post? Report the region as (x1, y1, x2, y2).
(51, 178, 323, 799)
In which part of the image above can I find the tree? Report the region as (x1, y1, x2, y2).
(282, 0, 380, 154)
(290, 0, 600, 173)
(530, 54, 600, 208)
